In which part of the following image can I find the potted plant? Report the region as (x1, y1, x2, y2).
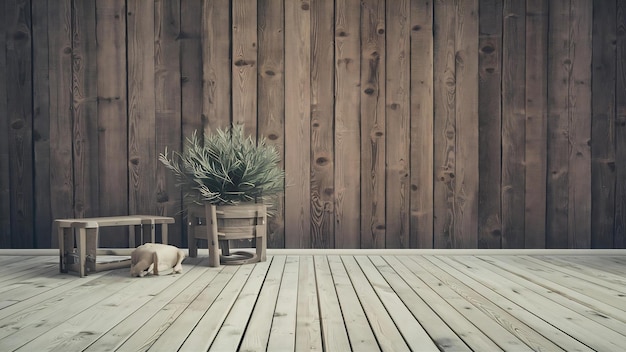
(159, 124, 284, 265)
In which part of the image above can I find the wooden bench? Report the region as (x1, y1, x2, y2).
(56, 215, 175, 277)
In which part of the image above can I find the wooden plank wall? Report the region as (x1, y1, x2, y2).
(1, 0, 625, 249)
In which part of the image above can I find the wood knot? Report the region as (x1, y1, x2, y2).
(481, 45, 495, 54)
(11, 119, 24, 130)
(234, 59, 255, 67)
(316, 157, 330, 166)
(412, 25, 421, 31)
(364, 88, 375, 95)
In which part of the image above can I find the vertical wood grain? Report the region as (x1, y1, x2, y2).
(3, 0, 626, 250)
(524, 0, 548, 248)
(258, 0, 285, 248)
(568, 0, 592, 248)
(501, 0, 525, 248)
(386, 0, 410, 248)
(433, 0, 457, 248)
(0, 0, 10, 247)
(409, 0, 434, 249)
(454, 0, 479, 248)
(201, 0, 231, 132)
(360, 0, 385, 249)
(32, 0, 52, 248)
(180, 0, 203, 137)
(128, 0, 156, 216)
(285, 0, 311, 248)
(48, 0, 74, 226)
(590, 0, 616, 248)
(477, 0, 502, 249)
(155, 0, 182, 246)
(96, 0, 128, 247)
(72, 0, 99, 221)
(546, 0, 570, 248)
(614, 0, 626, 248)
(335, 0, 361, 248)
(311, 0, 335, 248)
(6, 0, 34, 248)
(180, 0, 203, 248)
(232, 0, 258, 136)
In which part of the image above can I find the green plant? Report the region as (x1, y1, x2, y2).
(159, 124, 284, 207)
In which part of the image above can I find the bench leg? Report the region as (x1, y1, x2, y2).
(161, 223, 168, 245)
(58, 225, 70, 273)
(86, 227, 98, 273)
(77, 228, 87, 277)
(128, 225, 136, 248)
(140, 222, 156, 244)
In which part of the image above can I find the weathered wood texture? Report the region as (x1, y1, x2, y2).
(1, 1, 624, 249)
(1, 251, 626, 351)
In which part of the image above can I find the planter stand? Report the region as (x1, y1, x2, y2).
(187, 203, 267, 267)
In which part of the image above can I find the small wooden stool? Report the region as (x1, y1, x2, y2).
(56, 215, 175, 277)
(187, 204, 267, 267)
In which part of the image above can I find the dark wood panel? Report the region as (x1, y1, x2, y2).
(201, 0, 231, 132)
(232, 0, 258, 135)
(284, 0, 311, 248)
(96, 0, 128, 247)
(386, 0, 410, 249)
(524, 0, 548, 249)
(180, 0, 203, 248)
(477, 0, 502, 249)
(360, 0, 385, 249)
(568, 0, 593, 248)
(127, 0, 156, 217)
(258, 0, 285, 248)
(501, 0, 525, 248)
(0, 0, 10, 247)
(311, 0, 335, 248)
(454, 0, 479, 248)
(6, 0, 34, 248)
(546, 0, 571, 248)
(590, 0, 616, 249)
(155, 0, 182, 246)
(180, 0, 203, 137)
(47, 0, 74, 242)
(615, 0, 626, 248)
(433, 0, 457, 248)
(409, 0, 434, 249)
(72, 0, 99, 221)
(32, 0, 52, 248)
(334, 0, 361, 248)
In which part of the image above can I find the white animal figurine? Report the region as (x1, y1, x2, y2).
(130, 243, 186, 277)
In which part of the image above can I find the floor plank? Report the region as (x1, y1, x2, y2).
(239, 256, 286, 352)
(0, 250, 624, 351)
(265, 256, 299, 351)
(341, 255, 411, 352)
(326, 255, 379, 351)
(449, 255, 626, 351)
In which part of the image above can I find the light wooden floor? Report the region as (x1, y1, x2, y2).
(0, 250, 624, 351)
